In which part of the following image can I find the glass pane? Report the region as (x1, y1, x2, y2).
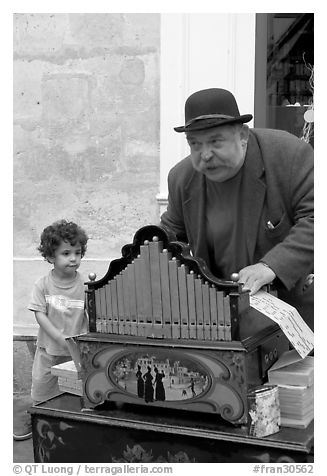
(255, 13, 314, 142)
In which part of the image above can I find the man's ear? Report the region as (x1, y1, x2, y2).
(240, 124, 249, 143)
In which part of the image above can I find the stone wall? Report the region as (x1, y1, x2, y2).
(13, 13, 161, 334)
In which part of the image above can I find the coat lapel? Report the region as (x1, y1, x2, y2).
(241, 133, 266, 262)
(182, 170, 210, 265)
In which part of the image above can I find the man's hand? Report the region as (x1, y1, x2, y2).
(238, 263, 276, 295)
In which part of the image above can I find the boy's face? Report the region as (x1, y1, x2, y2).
(49, 241, 82, 279)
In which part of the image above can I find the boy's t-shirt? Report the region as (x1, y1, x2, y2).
(28, 270, 87, 356)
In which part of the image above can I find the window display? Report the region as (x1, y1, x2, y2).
(255, 13, 314, 143)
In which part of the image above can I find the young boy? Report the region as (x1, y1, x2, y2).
(13, 220, 88, 441)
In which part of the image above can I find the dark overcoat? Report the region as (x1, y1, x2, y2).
(161, 128, 314, 329)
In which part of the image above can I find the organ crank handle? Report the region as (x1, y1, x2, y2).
(230, 272, 244, 293)
(230, 272, 271, 294)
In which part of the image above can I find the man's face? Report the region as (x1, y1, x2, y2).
(186, 124, 249, 182)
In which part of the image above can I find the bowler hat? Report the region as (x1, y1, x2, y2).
(174, 88, 253, 133)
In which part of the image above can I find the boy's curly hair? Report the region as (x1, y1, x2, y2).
(38, 219, 88, 261)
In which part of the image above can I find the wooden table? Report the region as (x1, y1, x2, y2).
(30, 394, 313, 463)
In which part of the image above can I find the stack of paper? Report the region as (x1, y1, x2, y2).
(268, 351, 314, 387)
(277, 384, 313, 429)
(267, 350, 314, 429)
(51, 360, 83, 396)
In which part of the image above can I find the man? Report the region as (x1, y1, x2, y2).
(160, 88, 313, 330)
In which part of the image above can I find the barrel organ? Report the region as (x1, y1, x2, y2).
(75, 225, 288, 425)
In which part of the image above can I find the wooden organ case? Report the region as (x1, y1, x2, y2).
(76, 225, 288, 425)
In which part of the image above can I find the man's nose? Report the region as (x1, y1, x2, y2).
(200, 146, 213, 162)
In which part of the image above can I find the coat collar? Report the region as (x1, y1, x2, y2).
(182, 131, 266, 264)
(241, 132, 266, 261)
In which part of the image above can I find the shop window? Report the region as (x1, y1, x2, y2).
(254, 13, 314, 143)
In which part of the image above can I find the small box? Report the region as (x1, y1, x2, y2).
(58, 376, 83, 396)
(51, 360, 83, 396)
(51, 360, 81, 379)
(248, 385, 280, 437)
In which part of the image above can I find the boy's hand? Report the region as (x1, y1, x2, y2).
(59, 334, 70, 350)
(238, 263, 276, 295)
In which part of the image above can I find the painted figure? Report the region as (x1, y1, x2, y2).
(154, 366, 166, 401)
(143, 366, 154, 403)
(136, 365, 144, 398)
(189, 378, 196, 397)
